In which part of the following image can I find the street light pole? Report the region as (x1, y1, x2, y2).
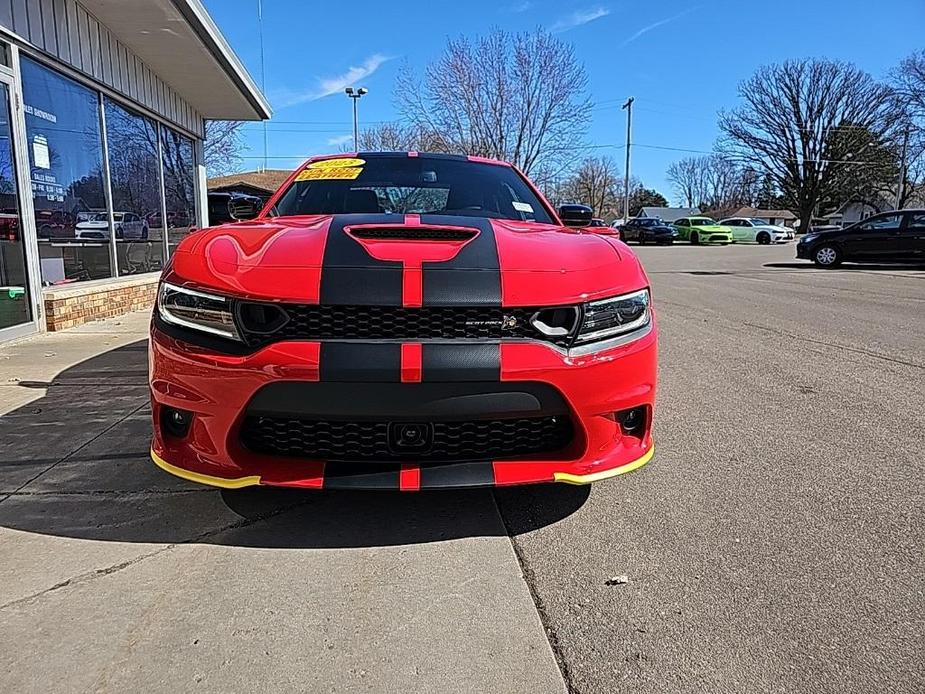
(344, 87, 368, 152)
(622, 97, 634, 222)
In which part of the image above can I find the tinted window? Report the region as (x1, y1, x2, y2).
(859, 214, 902, 231)
(21, 57, 111, 282)
(676, 219, 689, 227)
(273, 157, 554, 224)
(907, 213, 925, 229)
(161, 126, 196, 254)
(690, 218, 717, 225)
(104, 98, 165, 274)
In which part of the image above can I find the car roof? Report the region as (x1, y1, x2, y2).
(304, 151, 513, 168)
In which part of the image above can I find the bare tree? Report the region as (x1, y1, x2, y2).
(719, 59, 900, 232)
(666, 157, 705, 207)
(891, 51, 925, 207)
(666, 154, 758, 211)
(560, 157, 622, 218)
(358, 123, 447, 153)
(204, 120, 246, 176)
(395, 29, 591, 175)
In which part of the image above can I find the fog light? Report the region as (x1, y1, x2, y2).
(618, 407, 646, 435)
(162, 406, 192, 438)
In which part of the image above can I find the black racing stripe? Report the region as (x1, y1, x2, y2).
(323, 462, 401, 489)
(421, 343, 500, 382)
(320, 214, 403, 306)
(418, 215, 501, 306)
(419, 461, 495, 488)
(320, 343, 401, 382)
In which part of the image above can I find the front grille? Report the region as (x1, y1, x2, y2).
(237, 304, 576, 348)
(240, 415, 574, 462)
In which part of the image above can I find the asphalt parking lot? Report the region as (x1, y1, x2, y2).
(0, 242, 922, 693)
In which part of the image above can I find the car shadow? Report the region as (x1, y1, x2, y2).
(764, 261, 925, 272)
(0, 340, 590, 549)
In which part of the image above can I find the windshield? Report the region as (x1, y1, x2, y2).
(635, 218, 660, 226)
(750, 219, 769, 225)
(691, 218, 717, 226)
(272, 156, 554, 223)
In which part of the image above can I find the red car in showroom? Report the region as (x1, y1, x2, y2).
(149, 152, 657, 490)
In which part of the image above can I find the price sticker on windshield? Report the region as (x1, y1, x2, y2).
(307, 158, 366, 169)
(295, 167, 363, 181)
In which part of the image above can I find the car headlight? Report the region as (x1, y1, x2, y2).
(800, 233, 819, 244)
(157, 282, 240, 340)
(574, 289, 651, 346)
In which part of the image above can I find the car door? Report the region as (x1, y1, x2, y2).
(622, 221, 637, 242)
(900, 212, 925, 259)
(727, 219, 749, 242)
(842, 213, 904, 260)
(674, 218, 689, 240)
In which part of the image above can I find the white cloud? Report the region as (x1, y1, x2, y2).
(273, 54, 394, 108)
(508, 0, 533, 12)
(620, 7, 698, 46)
(326, 134, 354, 147)
(550, 7, 610, 33)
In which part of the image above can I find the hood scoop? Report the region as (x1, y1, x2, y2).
(348, 226, 476, 242)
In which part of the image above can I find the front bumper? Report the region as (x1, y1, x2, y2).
(149, 323, 657, 490)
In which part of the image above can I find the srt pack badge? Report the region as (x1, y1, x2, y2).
(465, 315, 519, 330)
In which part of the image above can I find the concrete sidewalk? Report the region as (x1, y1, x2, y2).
(0, 312, 570, 693)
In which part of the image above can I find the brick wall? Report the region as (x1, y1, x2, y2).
(43, 275, 159, 332)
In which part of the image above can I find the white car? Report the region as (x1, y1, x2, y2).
(720, 217, 791, 244)
(75, 212, 149, 240)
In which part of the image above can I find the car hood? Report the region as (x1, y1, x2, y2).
(169, 213, 649, 306)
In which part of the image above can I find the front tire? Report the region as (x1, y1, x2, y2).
(813, 244, 842, 267)
(757, 231, 771, 245)
(690, 231, 700, 246)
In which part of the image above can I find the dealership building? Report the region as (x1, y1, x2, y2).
(0, 0, 269, 341)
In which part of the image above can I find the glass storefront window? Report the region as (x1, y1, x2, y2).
(21, 57, 111, 284)
(160, 126, 196, 255)
(103, 98, 166, 275)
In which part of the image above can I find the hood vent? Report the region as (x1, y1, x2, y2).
(349, 227, 476, 241)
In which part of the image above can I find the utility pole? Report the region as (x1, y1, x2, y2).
(622, 97, 634, 222)
(257, 0, 267, 172)
(895, 123, 909, 210)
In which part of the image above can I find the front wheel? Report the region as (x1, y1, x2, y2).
(690, 231, 700, 245)
(813, 244, 842, 267)
(757, 231, 771, 245)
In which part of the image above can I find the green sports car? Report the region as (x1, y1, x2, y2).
(672, 217, 734, 245)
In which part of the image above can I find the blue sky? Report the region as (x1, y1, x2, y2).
(204, 0, 925, 202)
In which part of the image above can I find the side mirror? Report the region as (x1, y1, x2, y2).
(229, 198, 260, 221)
(557, 204, 593, 228)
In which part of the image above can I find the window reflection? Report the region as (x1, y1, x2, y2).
(161, 126, 196, 255)
(21, 57, 111, 284)
(104, 98, 166, 274)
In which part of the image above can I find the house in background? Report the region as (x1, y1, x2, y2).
(728, 207, 798, 227)
(207, 169, 293, 205)
(637, 207, 701, 222)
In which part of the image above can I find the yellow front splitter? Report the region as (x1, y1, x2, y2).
(150, 449, 261, 489)
(553, 445, 654, 485)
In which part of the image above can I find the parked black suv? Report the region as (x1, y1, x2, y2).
(796, 210, 925, 267)
(620, 217, 678, 245)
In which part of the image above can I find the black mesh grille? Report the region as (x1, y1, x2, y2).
(240, 415, 573, 462)
(350, 227, 475, 241)
(237, 304, 576, 347)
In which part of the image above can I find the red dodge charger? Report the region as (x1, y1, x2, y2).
(149, 152, 657, 490)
